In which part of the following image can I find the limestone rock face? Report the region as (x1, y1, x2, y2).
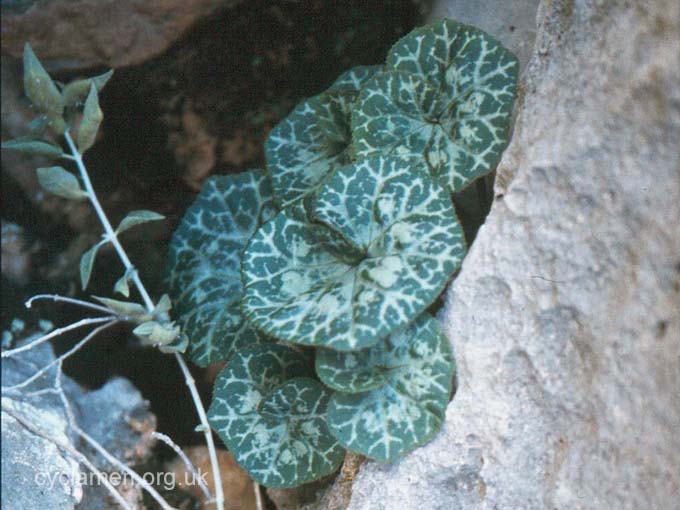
(1, 334, 156, 510)
(344, 1, 680, 509)
(429, 0, 540, 70)
(1, 0, 240, 71)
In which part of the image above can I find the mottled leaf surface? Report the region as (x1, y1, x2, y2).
(326, 314, 454, 462)
(326, 65, 382, 93)
(165, 170, 276, 366)
(265, 91, 356, 208)
(242, 155, 465, 351)
(352, 19, 518, 192)
(208, 345, 344, 487)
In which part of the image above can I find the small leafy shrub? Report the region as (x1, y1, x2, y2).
(166, 19, 518, 487)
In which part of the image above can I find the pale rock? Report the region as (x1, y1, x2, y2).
(341, 1, 680, 509)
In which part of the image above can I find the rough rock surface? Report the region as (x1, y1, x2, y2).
(1, 329, 156, 510)
(429, 0, 540, 70)
(1, 0, 241, 71)
(343, 1, 680, 509)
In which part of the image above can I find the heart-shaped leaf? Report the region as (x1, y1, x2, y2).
(165, 170, 277, 366)
(326, 65, 382, 93)
(242, 155, 465, 351)
(265, 91, 355, 208)
(324, 314, 454, 462)
(266, 65, 382, 209)
(208, 344, 344, 488)
(352, 19, 518, 193)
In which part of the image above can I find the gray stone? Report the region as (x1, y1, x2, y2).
(429, 0, 540, 70)
(343, 1, 680, 509)
(1, 327, 156, 510)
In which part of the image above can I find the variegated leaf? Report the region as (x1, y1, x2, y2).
(208, 344, 344, 487)
(265, 90, 355, 208)
(326, 65, 382, 93)
(325, 314, 454, 462)
(265, 65, 382, 209)
(242, 155, 465, 351)
(165, 170, 276, 366)
(352, 19, 518, 193)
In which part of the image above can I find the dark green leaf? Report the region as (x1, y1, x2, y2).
(242, 155, 466, 351)
(325, 314, 455, 462)
(265, 90, 356, 208)
(352, 19, 519, 192)
(165, 170, 277, 366)
(326, 65, 382, 93)
(208, 344, 344, 487)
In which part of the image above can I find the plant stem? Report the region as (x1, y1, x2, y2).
(26, 293, 114, 314)
(254, 482, 264, 510)
(1, 316, 113, 359)
(63, 130, 225, 510)
(3, 320, 118, 392)
(153, 432, 214, 502)
(175, 352, 225, 510)
(64, 130, 154, 312)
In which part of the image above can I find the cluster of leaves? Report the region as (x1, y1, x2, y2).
(2, 44, 184, 353)
(166, 19, 518, 488)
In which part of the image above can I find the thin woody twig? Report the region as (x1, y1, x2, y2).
(25, 294, 114, 315)
(1, 316, 113, 359)
(153, 431, 213, 502)
(64, 129, 225, 510)
(2, 320, 118, 392)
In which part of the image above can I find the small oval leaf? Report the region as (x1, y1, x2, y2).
(116, 210, 165, 234)
(80, 240, 105, 290)
(133, 320, 179, 346)
(113, 273, 131, 297)
(92, 296, 149, 320)
(36, 166, 88, 200)
(22, 43, 64, 121)
(1, 139, 63, 158)
(77, 84, 103, 153)
(62, 70, 114, 108)
(27, 116, 48, 136)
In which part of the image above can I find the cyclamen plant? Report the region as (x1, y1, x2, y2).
(166, 19, 518, 488)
